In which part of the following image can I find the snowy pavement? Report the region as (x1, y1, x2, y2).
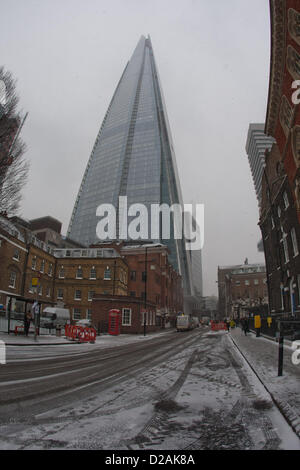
(0, 327, 299, 450)
(229, 327, 300, 439)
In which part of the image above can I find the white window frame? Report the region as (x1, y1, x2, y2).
(291, 227, 299, 257)
(88, 291, 94, 302)
(90, 267, 97, 280)
(122, 308, 131, 326)
(32, 256, 37, 270)
(73, 308, 81, 320)
(283, 191, 289, 209)
(76, 266, 83, 279)
(13, 249, 20, 261)
(57, 288, 64, 300)
(40, 259, 45, 273)
(104, 266, 111, 280)
(282, 233, 290, 263)
(59, 266, 65, 279)
(48, 263, 53, 277)
(86, 308, 92, 320)
(74, 289, 82, 300)
(9, 271, 17, 289)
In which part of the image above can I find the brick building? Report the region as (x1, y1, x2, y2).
(259, 143, 300, 314)
(217, 262, 268, 319)
(0, 217, 183, 331)
(120, 243, 183, 322)
(92, 294, 157, 334)
(91, 242, 184, 334)
(259, 0, 300, 315)
(52, 247, 128, 321)
(265, 1, 300, 221)
(0, 216, 128, 322)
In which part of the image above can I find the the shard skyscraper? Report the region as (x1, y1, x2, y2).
(67, 35, 197, 304)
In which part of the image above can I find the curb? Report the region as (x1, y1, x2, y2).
(229, 333, 300, 440)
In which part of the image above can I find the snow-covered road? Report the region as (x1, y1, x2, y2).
(0, 328, 299, 450)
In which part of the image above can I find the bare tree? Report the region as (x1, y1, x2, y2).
(0, 66, 29, 216)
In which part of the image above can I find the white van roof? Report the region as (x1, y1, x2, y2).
(43, 307, 70, 319)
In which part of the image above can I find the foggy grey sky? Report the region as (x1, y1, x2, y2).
(1, 0, 269, 296)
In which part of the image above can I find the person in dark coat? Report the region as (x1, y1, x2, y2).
(242, 318, 249, 336)
(24, 311, 32, 336)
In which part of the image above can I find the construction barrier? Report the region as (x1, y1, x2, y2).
(211, 321, 227, 331)
(65, 325, 97, 343)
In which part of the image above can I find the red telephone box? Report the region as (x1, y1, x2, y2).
(108, 309, 121, 335)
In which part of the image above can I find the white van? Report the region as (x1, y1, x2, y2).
(40, 307, 70, 328)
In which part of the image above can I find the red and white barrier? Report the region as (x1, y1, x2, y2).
(65, 324, 96, 343)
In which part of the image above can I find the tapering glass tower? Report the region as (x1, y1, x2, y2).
(67, 35, 194, 297)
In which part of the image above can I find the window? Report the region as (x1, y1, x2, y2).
(13, 249, 20, 261)
(38, 285, 43, 296)
(88, 291, 95, 301)
(288, 8, 300, 47)
(86, 309, 92, 320)
(9, 272, 16, 289)
(279, 95, 293, 137)
(59, 266, 65, 279)
(142, 271, 147, 282)
(254, 279, 259, 285)
(104, 266, 111, 280)
(291, 227, 299, 256)
(40, 259, 45, 273)
(271, 216, 275, 229)
(32, 256, 37, 270)
(76, 266, 83, 279)
(57, 289, 64, 299)
(282, 233, 290, 263)
(283, 191, 289, 210)
(90, 267, 96, 279)
(130, 271, 136, 281)
(74, 290, 82, 300)
(235, 281, 240, 285)
(277, 206, 281, 218)
(48, 263, 53, 277)
(46, 286, 51, 297)
(122, 308, 131, 326)
(73, 308, 81, 320)
(245, 280, 250, 286)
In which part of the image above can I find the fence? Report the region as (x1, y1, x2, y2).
(0, 317, 61, 336)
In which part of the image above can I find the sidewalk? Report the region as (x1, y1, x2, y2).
(229, 326, 300, 437)
(0, 332, 72, 346)
(0, 328, 174, 346)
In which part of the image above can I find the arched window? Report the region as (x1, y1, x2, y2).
(291, 125, 300, 167)
(286, 45, 300, 80)
(104, 266, 111, 280)
(288, 8, 300, 46)
(279, 96, 293, 137)
(76, 266, 83, 279)
(90, 266, 96, 279)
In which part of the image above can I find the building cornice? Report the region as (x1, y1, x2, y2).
(265, 0, 287, 137)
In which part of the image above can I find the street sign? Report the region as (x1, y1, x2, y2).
(31, 278, 38, 287)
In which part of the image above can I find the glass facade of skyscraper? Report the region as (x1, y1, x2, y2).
(67, 36, 195, 297)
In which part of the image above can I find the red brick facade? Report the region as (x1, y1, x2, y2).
(92, 294, 159, 334)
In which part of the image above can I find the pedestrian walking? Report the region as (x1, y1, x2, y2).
(242, 318, 249, 336)
(24, 311, 32, 336)
(226, 320, 230, 332)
